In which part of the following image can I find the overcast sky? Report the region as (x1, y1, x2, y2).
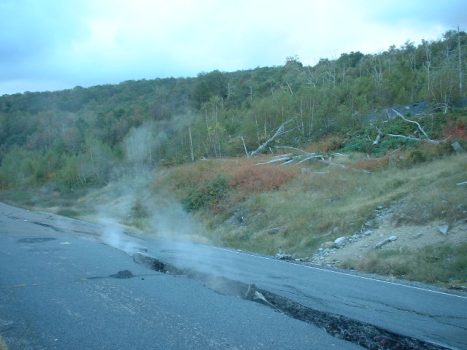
(0, 0, 465, 95)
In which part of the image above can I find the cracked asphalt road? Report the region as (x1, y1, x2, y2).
(0, 202, 466, 349)
(0, 203, 361, 350)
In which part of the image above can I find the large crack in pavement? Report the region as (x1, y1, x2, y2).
(132, 252, 450, 350)
(32, 221, 63, 232)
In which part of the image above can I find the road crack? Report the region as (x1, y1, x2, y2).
(132, 252, 450, 350)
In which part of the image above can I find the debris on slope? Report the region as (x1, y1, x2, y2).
(309, 202, 467, 268)
(375, 235, 398, 249)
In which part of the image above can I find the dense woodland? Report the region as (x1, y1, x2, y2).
(0, 30, 466, 191)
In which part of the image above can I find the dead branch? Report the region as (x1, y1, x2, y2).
(319, 159, 347, 168)
(296, 154, 325, 164)
(274, 146, 325, 165)
(274, 145, 310, 155)
(240, 136, 249, 158)
(372, 125, 384, 145)
(256, 145, 335, 166)
(255, 145, 365, 172)
(256, 155, 292, 165)
(285, 81, 294, 95)
(280, 159, 296, 165)
(373, 111, 446, 145)
(250, 119, 296, 156)
(372, 133, 382, 145)
(391, 109, 430, 139)
(386, 133, 440, 144)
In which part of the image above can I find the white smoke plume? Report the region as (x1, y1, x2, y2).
(93, 119, 208, 256)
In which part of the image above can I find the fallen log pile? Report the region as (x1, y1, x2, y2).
(255, 146, 346, 167)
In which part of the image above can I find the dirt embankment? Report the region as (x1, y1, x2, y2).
(312, 205, 467, 265)
(309, 201, 467, 288)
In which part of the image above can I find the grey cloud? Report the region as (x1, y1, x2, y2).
(0, 0, 90, 74)
(368, 0, 467, 28)
(1, 0, 465, 95)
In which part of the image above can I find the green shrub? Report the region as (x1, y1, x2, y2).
(182, 175, 229, 211)
(342, 134, 371, 153)
(56, 208, 80, 217)
(131, 199, 148, 219)
(399, 143, 453, 168)
(58, 155, 82, 190)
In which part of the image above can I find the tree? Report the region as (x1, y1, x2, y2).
(192, 70, 228, 108)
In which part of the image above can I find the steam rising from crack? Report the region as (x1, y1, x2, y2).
(92, 120, 207, 257)
(100, 218, 141, 255)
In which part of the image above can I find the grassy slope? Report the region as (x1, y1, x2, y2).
(153, 151, 466, 286)
(1, 143, 465, 287)
(158, 152, 465, 248)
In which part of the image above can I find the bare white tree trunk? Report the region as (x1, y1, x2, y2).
(250, 119, 295, 156)
(424, 41, 432, 97)
(240, 136, 249, 157)
(458, 27, 463, 96)
(188, 125, 194, 162)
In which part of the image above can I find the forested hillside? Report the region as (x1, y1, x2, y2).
(0, 30, 466, 191)
(1, 31, 466, 286)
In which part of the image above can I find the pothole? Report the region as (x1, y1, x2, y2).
(132, 252, 449, 350)
(17, 237, 57, 243)
(133, 252, 184, 275)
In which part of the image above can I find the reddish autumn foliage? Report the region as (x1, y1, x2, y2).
(443, 120, 467, 140)
(230, 164, 296, 192)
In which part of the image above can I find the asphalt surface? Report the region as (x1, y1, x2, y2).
(145, 239, 467, 349)
(1, 202, 466, 349)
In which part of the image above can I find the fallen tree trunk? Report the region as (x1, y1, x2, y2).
(250, 119, 295, 156)
(256, 155, 293, 165)
(255, 146, 340, 167)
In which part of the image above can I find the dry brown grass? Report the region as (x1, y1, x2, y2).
(204, 153, 467, 257)
(155, 156, 298, 195)
(64, 151, 466, 273)
(230, 164, 297, 192)
(351, 156, 389, 171)
(342, 243, 467, 286)
(304, 134, 345, 153)
(154, 158, 256, 192)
